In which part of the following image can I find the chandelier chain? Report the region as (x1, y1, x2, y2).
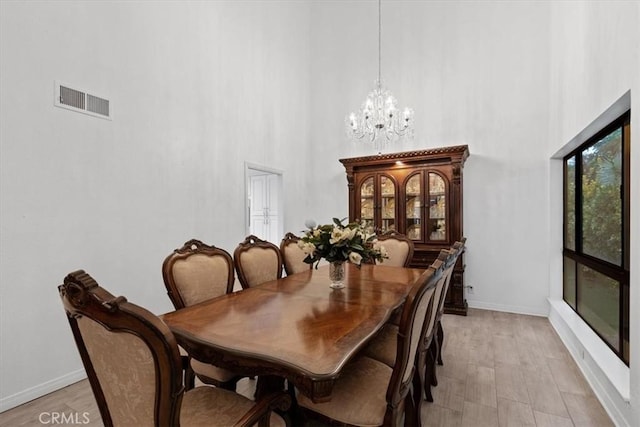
(345, 0, 414, 148)
(378, 0, 381, 86)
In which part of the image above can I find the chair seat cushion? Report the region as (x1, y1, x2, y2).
(297, 356, 392, 427)
(363, 323, 398, 367)
(190, 359, 238, 383)
(181, 386, 285, 427)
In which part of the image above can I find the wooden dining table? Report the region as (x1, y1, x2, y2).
(161, 263, 424, 403)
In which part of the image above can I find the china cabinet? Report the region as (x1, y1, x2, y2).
(339, 145, 469, 315)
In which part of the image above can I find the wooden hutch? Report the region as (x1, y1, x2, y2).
(339, 145, 469, 315)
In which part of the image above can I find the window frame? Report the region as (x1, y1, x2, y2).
(562, 110, 630, 365)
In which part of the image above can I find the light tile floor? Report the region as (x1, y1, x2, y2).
(423, 309, 613, 427)
(0, 309, 613, 426)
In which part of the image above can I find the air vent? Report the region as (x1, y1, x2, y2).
(55, 81, 111, 120)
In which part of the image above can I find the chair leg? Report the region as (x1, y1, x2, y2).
(404, 382, 422, 427)
(182, 356, 195, 391)
(411, 369, 423, 427)
(424, 345, 435, 402)
(437, 321, 444, 366)
(430, 340, 439, 387)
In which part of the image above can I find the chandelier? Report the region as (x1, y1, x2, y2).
(346, 0, 414, 146)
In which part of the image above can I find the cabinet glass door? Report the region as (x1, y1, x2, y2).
(428, 173, 446, 240)
(405, 174, 422, 241)
(380, 176, 395, 232)
(359, 177, 374, 230)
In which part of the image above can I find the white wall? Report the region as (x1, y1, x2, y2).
(1, 0, 638, 421)
(308, 0, 552, 315)
(546, 2, 640, 425)
(0, 0, 312, 409)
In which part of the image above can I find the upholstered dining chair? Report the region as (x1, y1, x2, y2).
(162, 239, 243, 391)
(58, 270, 289, 427)
(376, 230, 414, 267)
(417, 248, 458, 401)
(297, 264, 442, 427)
(435, 238, 466, 367)
(363, 249, 456, 404)
(280, 232, 312, 276)
(234, 235, 283, 289)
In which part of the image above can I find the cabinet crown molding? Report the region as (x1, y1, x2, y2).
(339, 144, 469, 166)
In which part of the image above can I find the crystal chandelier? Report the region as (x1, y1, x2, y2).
(346, 0, 414, 146)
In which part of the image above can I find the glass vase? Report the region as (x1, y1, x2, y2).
(329, 261, 345, 289)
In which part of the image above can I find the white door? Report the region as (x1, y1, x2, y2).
(250, 175, 269, 239)
(247, 166, 282, 244)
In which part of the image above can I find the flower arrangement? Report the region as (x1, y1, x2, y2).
(298, 218, 388, 268)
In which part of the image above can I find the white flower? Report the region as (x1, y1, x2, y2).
(343, 227, 357, 240)
(330, 226, 345, 244)
(298, 241, 316, 255)
(373, 241, 388, 258)
(349, 252, 363, 265)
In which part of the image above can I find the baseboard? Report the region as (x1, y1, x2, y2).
(548, 298, 632, 427)
(0, 369, 87, 413)
(466, 299, 548, 317)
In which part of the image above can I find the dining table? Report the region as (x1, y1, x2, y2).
(161, 262, 425, 403)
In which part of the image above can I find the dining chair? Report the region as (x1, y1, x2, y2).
(375, 230, 415, 325)
(376, 230, 415, 267)
(417, 249, 458, 401)
(162, 239, 244, 391)
(435, 238, 466, 367)
(58, 270, 289, 427)
(297, 264, 443, 427)
(280, 232, 312, 275)
(234, 235, 283, 289)
(363, 249, 456, 404)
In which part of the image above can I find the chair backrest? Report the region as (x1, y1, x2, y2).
(385, 264, 442, 420)
(59, 270, 184, 427)
(424, 250, 456, 340)
(280, 232, 312, 275)
(436, 240, 466, 317)
(234, 235, 283, 289)
(162, 239, 235, 309)
(376, 231, 414, 267)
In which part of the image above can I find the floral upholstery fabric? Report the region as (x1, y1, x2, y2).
(282, 244, 309, 275)
(181, 386, 285, 427)
(239, 247, 280, 287)
(297, 357, 392, 427)
(77, 316, 156, 426)
(173, 254, 231, 306)
(377, 239, 410, 267)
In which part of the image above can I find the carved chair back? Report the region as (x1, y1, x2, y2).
(436, 239, 465, 318)
(59, 270, 184, 427)
(384, 264, 441, 425)
(162, 239, 235, 309)
(425, 250, 457, 339)
(376, 230, 415, 267)
(234, 235, 283, 289)
(279, 232, 312, 276)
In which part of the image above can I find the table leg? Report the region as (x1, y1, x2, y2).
(255, 376, 304, 427)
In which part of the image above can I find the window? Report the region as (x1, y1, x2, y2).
(563, 111, 630, 365)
